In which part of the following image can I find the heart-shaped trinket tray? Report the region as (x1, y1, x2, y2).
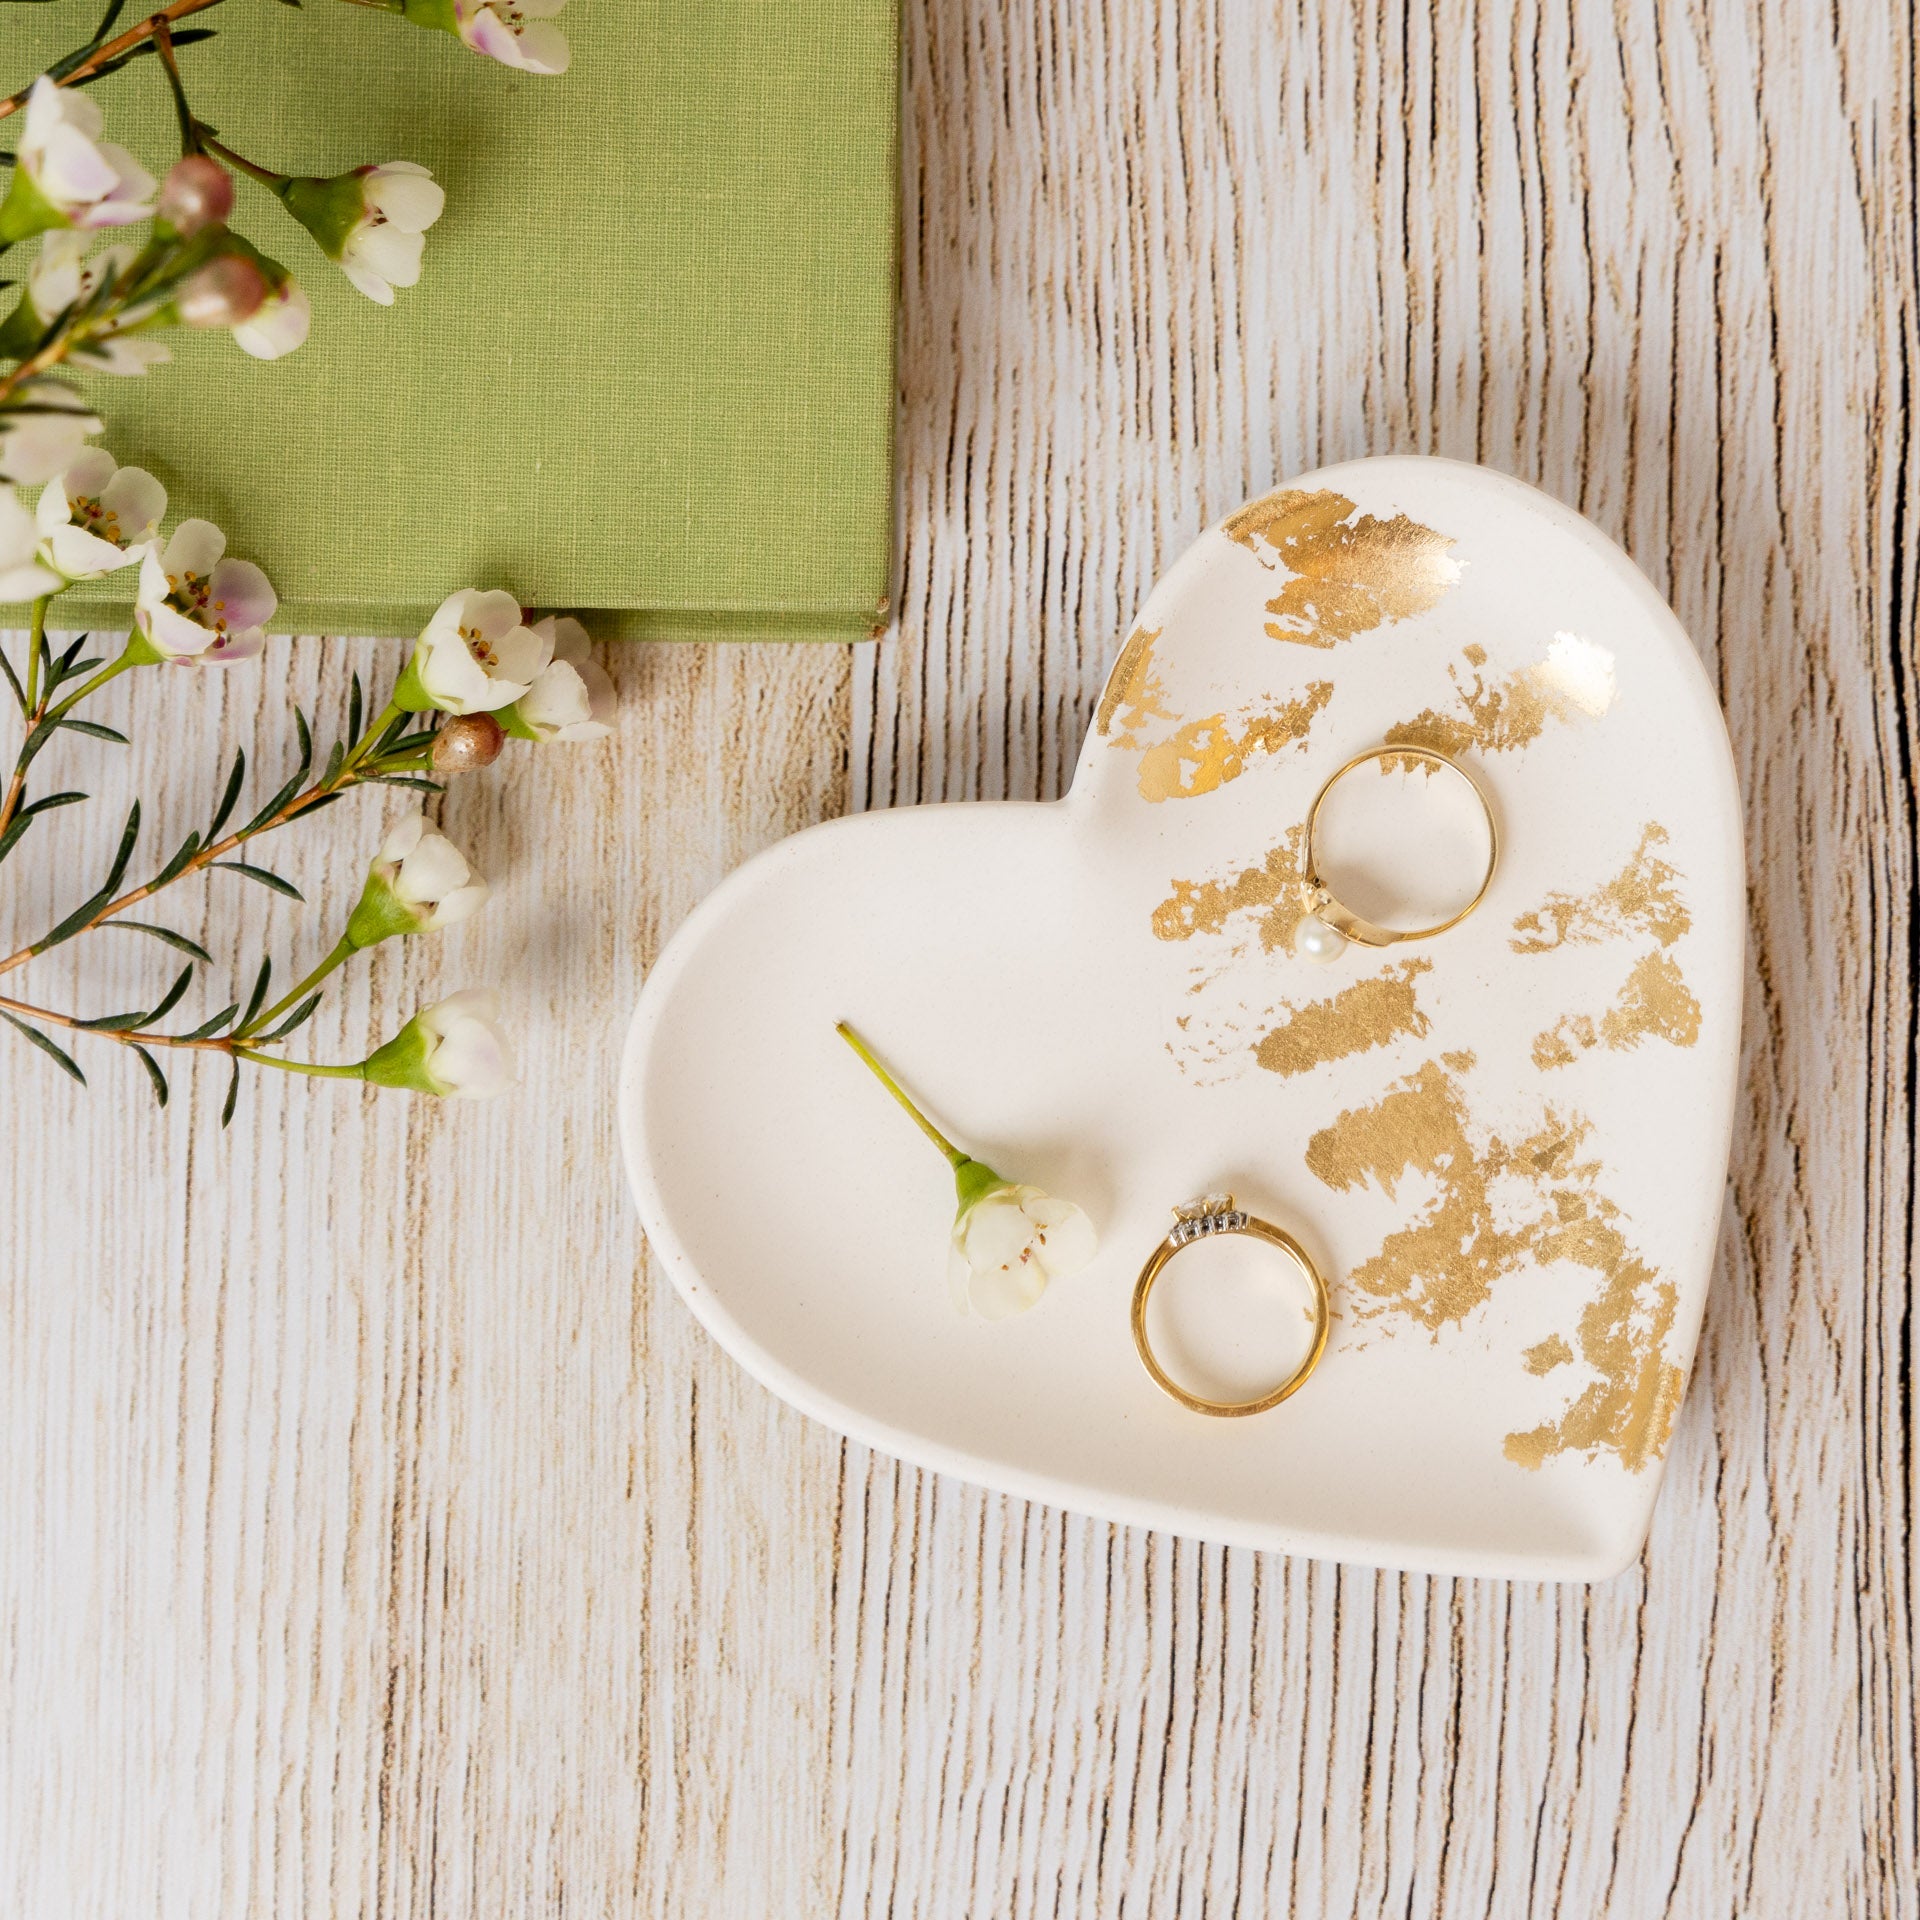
(620, 456, 1743, 1581)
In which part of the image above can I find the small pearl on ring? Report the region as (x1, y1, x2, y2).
(1294, 915, 1347, 963)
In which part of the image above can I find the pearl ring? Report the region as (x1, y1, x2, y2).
(1295, 744, 1499, 962)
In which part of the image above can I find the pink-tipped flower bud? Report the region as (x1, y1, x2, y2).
(431, 713, 507, 772)
(174, 251, 269, 330)
(158, 155, 235, 237)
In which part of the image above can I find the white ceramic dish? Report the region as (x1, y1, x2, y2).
(619, 456, 1743, 1581)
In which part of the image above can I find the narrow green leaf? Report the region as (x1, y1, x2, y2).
(0, 1010, 86, 1085)
(21, 790, 85, 817)
(255, 993, 322, 1043)
(0, 643, 25, 715)
(153, 830, 202, 887)
(145, 963, 195, 1025)
(322, 739, 347, 786)
(221, 1059, 241, 1129)
(213, 861, 303, 901)
(108, 922, 212, 963)
(73, 1009, 148, 1031)
(295, 707, 312, 766)
(241, 765, 311, 837)
(364, 775, 443, 794)
(56, 717, 128, 744)
(207, 747, 246, 838)
(347, 673, 363, 744)
(33, 800, 139, 951)
(240, 957, 272, 1032)
(179, 1003, 239, 1042)
(132, 1045, 168, 1109)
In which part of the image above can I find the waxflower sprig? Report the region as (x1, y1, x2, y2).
(0, 458, 616, 1117)
(835, 1022, 1098, 1319)
(1, 0, 580, 1126)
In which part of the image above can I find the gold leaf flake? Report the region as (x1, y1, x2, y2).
(1094, 627, 1172, 742)
(1524, 1334, 1574, 1374)
(1387, 632, 1617, 757)
(1133, 682, 1334, 801)
(1253, 960, 1432, 1078)
(1305, 1056, 1688, 1472)
(1225, 489, 1461, 646)
(1532, 952, 1703, 1068)
(1511, 822, 1691, 952)
(1151, 827, 1309, 953)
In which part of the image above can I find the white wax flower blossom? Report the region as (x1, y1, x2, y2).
(0, 78, 157, 242)
(4, 234, 168, 375)
(35, 449, 165, 583)
(948, 1182, 1099, 1321)
(363, 988, 517, 1099)
(231, 280, 312, 361)
(458, 0, 570, 72)
(397, 587, 551, 715)
(132, 519, 277, 665)
(835, 1022, 1099, 1321)
(280, 163, 446, 305)
(0, 380, 101, 486)
(346, 812, 490, 948)
(508, 615, 617, 742)
(1, 485, 62, 603)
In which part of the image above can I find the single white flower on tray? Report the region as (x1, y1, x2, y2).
(398, 587, 551, 715)
(347, 811, 490, 948)
(0, 77, 156, 242)
(36, 448, 165, 583)
(363, 988, 517, 1099)
(836, 1021, 1098, 1320)
(132, 518, 277, 665)
(507, 615, 617, 743)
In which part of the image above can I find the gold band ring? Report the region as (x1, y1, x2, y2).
(1300, 745, 1499, 949)
(1130, 1196, 1331, 1417)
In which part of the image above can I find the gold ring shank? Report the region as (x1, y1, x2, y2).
(1301, 744, 1499, 947)
(1130, 1215, 1331, 1418)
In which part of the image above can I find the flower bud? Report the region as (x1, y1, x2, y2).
(158, 155, 234, 237)
(173, 252, 269, 329)
(432, 712, 506, 772)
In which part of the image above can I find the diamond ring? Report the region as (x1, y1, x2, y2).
(1130, 1194, 1332, 1417)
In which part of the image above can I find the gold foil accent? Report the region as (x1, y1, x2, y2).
(1133, 682, 1334, 802)
(1253, 960, 1432, 1078)
(1306, 1056, 1686, 1472)
(1094, 627, 1172, 740)
(1224, 489, 1460, 647)
(1387, 632, 1617, 757)
(1524, 1335, 1574, 1374)
(1512, 822, 1690, 952)
(1151, 828, 1308, 953)
(1531, 952, 1703, 1069)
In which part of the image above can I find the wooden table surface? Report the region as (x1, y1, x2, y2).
(5, 1, 1916, 1914)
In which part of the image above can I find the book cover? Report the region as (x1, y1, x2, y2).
(10, 1, 898, 640)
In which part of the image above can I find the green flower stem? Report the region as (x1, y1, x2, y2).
(0, 598, 55, 847)
(197, 131, 287, 191)
(21, 596, 48, 716)
(239, 932, 355, 1039)
(835, 1020, 964, 1165)
(47, 650, 137, 723)
(341, 701, 405, 774)
(231, 1048, 367, 1080)
(0, 0, 232, 125)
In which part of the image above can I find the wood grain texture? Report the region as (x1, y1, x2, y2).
(3, 0, 1915, 1913)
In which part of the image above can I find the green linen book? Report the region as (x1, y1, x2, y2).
(10, 1, 897, 640)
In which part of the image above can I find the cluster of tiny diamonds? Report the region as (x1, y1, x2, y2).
(1169, 1200, 1248, 1246)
